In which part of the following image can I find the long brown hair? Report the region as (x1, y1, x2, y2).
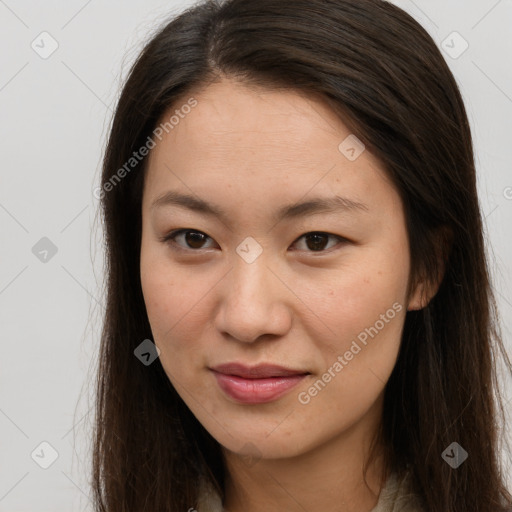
(92, 0, 512, 510)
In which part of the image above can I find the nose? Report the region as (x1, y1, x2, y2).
(214, 254, 293, 344)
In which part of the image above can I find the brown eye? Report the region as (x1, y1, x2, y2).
(162, 229, 216, 251)
(161, 229, 346, 254)
(292, 232, 345, 252)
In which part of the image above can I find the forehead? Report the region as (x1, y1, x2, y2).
(153, 79, 355, 160)
(143, 78, 398, 217)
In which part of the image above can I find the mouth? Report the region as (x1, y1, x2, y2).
(209, 362, 311, 404)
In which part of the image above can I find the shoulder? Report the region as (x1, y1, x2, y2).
(371, 470, 425, 512)
(195, 477, 224, 512)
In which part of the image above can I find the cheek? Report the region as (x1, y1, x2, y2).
(293, 263, 407, 424)
(303, 242, 409, 374)
(140, 243, 187, 349)
(140, 247, 218, 372)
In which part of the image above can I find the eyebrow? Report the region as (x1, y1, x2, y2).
(150, 190, 369, 223)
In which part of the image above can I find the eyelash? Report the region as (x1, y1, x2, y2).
(159, 229, 348, 254)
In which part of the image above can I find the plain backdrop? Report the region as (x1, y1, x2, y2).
(1, 0, 511, 510)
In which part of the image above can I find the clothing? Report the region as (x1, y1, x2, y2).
(195, 470, 424, 512)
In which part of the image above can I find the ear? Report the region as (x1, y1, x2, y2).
(407, 225, 453, 311)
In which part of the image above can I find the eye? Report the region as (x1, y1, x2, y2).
(161, 229, 347, 254)
(160, 229, 218, 251)
(290, 231, 346, 253)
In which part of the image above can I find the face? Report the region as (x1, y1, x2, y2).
(140, 77, 423, 461)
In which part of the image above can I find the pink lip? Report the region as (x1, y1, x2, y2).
(210, 363, 310, 404)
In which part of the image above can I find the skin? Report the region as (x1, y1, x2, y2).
(140, 77, 438, 512)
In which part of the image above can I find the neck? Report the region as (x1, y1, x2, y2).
(221, 399, 387, 512)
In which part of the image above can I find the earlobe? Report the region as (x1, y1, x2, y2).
(407, 281, 431, 311)
(407, 225, 453, 312)
(407, 279, 439, 311)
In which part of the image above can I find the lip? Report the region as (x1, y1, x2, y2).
(210, 363, 310, 404)
(210, 362, 309, 379)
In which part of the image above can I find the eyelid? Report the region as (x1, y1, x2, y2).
(160, 228, 349, 254)
(290, 232, 347, 253)
(159, 229, 219, 252)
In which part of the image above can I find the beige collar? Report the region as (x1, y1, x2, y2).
(195, 470, 424, 512)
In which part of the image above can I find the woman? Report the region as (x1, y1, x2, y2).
(92, 0, 512, 510)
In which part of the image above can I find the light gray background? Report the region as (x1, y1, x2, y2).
(0, 1, 511, 510)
